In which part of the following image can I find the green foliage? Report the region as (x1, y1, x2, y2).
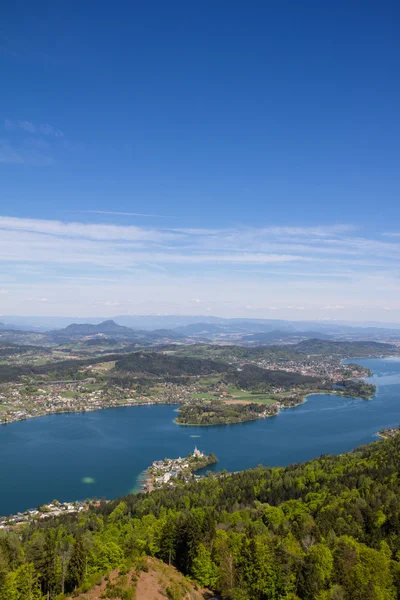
(191, 543, 217, 588)
(225, 363, 321, 391)
(294, 339, 395, 357)
(334, 380, 376, 399)
(115, 352, 225, 377)
(67, 536, 86, 590)
(0, 563, 41, 600)
(176, 400, 276, 425)
(102, 573, 135, 599)
(2, 436, 400, 598)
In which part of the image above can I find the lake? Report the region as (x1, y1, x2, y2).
(1, 356, 400, 516)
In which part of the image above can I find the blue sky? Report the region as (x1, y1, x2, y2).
(1, 1, 400, 320)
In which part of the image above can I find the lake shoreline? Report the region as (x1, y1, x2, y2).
(0, 399, 181, 426)
(0, 384, 374, 429)
(1, 357, 399, 516)
(1, 354, 385, 427)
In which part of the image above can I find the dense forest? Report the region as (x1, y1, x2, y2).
(114, 352, 226, 377)
(2, 436, 400, 599)
(165, 340, 397, 361)
(225, 364, 321, 391)
(0, 343, 50, 358)
(334, 380, 376, 399)
(0, 354, 121, 383)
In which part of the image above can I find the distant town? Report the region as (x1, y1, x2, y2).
(0, 340, 378, 425)
(377, 425, 400, 439)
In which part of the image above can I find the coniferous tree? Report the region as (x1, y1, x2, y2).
(67, 536, 86, 591)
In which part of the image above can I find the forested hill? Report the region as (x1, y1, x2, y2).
(226, 363, 320, 389)
(113, 352, 322, 390)
(114, 351, 227, 376)
(294, 338, 396, 357)
(49, 320, 134, 339)
(0, 348, 321, 388)
(3, 437, 400, 599)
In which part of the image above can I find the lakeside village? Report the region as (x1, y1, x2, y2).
(378, 425, 400, 439)
(142, 447, 217, 492)
(0, 499, 105, 531)
(0, 380, 192, 424)
(1, 448, 216, 530)
(0, 355, 372, 425)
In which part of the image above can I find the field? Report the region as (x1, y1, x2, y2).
(89, 360, 116, 372)
(193, 386, 276, 404)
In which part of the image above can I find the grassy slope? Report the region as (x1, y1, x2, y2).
(68, 557, 209, 600)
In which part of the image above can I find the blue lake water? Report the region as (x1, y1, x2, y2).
(1, 356, 400, 515)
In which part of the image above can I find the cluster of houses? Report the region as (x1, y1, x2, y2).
(378, 425, 400, 439)
(0, 500, 95, 530)
(0, 379, 200, 424)
(144, 447, 210, 491)
(243, 356, 370, 382)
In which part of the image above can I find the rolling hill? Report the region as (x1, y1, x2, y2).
(294, 338, 397, 357)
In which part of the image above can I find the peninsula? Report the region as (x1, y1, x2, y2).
(175, 400, 279, 426)
(143, 447, 217, 492)
(377, 425, 400, 439)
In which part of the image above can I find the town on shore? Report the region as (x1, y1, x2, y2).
(0, 339, 380, 426)
(0, 498, 110, 532)
(142, 447, 217, 492)
(377, 425, 400, 439)
(1, 448, 217, 528)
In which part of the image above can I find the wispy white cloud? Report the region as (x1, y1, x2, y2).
(4, 119, 64, 137)
(257, 225, 357, 237)
(0, 139, 24, 164)
(0, 215, 399, 272)
(89, 300, 122, 307)
(1, 119, 67, 166)
(0, 216, 177, 242)
(0, 139, 54, 166)
(320, 305, 345, 310)
(0, 215, 398, 319)
(78, 210, 175, 219)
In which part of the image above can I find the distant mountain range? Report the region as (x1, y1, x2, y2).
(0, 320, 187, 347)
(241, 330, 332, 344)
(3, 314, 400, 332)
(50, 320, 134, 338)
(2, 316, 400, 347)
(47, 320, 187, 344)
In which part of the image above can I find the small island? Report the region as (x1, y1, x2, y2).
(143, 447, 217, 492)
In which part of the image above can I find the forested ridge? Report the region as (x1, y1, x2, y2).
(114, 352, 227, 377)
(294, 339, 396, 357)
(2, 437, 400, 599)
(225, 364, 321, 390)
